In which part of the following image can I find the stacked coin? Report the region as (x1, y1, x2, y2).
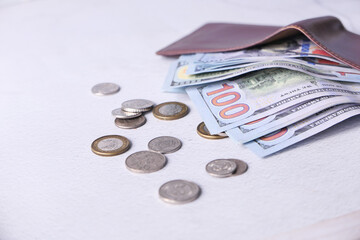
(113, 99, 154, 129)
(206, 159, 248, 178)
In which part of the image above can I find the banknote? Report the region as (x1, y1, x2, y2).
(226, 95, 360, 142)
(186, 68, 360, 134)
(164, 56, 360, 91)
(245, 103, 360, 157)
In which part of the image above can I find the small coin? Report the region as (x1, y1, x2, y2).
(159, 180, 201, 204)
(148, 136, 182, 154)
(125, 151, 167, 173)
(114, 115, 146, 129)
(112, 108, 142, 119)
(121, 99, 154, 113)
(197, 122, 228, 139)
(228, 159, 248, 176)
(91, 135, 130, 156)
(153, 102, 189, 120)
(91, 83, 120, 96)
(206, 159, 237, 178)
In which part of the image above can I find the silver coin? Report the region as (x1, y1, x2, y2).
(91, 83, 120, 96)
(114, 115, 146, 129)
(206, 159, 237, 178)
(148, 136, 182, 154)
(125, 151, 167, 173)
(112, 108, 142, 119)
(159, 179, 201, 204)
(228, 159, 248, 176)
(121, 99, 154, 113)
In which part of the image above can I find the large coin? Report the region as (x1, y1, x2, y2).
(114, 115, 146, 129)
(148, 136, 182, 154)
(153, 102, 189, 120)
(159, 179, 201, 204)
(91, 135, 130, 156)
(121, 99, 154, 113)
(91, 83, 120, 96)
(125, 151, 167, 173)
(197, 122, 228, 139)
(228, 159, 248, 176)
(112, 108, 142, 119)
(206, 159, 237, 178)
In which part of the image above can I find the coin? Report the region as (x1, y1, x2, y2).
(121, 99, 154, 113)
(91, 83, 120, 96)
(91, 135, 130, 156)
(125, 151, 167, 173)
(206, 159, 237, 178)
(153, 102, 189, 120)
(228, 159, 248, 176)
(159, 179, 201, 204)
(114, 115, 146, 129)
(112, 108, 142, 119)
(148, 136, 182, 154)
(197, 122, 228, 139)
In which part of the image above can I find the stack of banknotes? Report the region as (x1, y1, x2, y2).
(163, 37, 360, 157)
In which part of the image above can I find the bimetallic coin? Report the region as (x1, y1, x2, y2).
(206, 159, 237, 178)
(148, 136, 182, 154)
(159, 180, 201, 204)
(153, 102, 189, 120)
(91, 135, 130, 156)
(112, 108, 142, 119)
(228, 159, 248, 176)
(91, 83, 120, 96)
(125, 151, 167, 173)
(197, 122, 228, 139)
(115, 115, 146, 129)
(121, 99, 154, 113)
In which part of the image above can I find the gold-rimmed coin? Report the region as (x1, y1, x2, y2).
(153, 102, 189, 120)
(91, 135, 131, 156)
(197, 122, 228, 139)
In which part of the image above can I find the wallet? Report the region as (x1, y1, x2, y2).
(156, 16, 360, 71)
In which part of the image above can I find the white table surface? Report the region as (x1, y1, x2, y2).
(1, 0, 360, 239)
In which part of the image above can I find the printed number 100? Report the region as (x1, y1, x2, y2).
(206, 83, 249, 119)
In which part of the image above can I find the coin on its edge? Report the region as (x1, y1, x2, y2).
(228, 159, 248, 176)
(206, 159, 237, 178)
(197, 122, 228, 139)
(114, 115, 146, 129)
(91, 135, 130, 156)
(159, 179, 201, 204)
(148, 136, 182, 154)
(112, 108, 142, 119)
(153, 101, 189, 120)
(121, 99, 154, 113)
(91, 83, 120, 96)
(125, 151, 167, 173)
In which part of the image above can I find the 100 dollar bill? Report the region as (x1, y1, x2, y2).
(186, 69, 360, 134)
(245, 104, 360, 157)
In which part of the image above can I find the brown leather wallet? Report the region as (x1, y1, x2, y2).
(156, 16, 360, 71)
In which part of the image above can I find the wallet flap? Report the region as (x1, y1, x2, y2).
(157, 16, 360, 71)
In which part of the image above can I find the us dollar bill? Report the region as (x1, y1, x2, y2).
(186, 68, 360, 134)
(164, 56, 360, 91)
(245, 103, 360, 157)
(226, 95, 360, 143)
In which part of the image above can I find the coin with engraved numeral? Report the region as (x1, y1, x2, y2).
(91, 135, 130, 156)
(148, 136, 182, 154)
(121, 99, 154, 113)
(206, 159, 237, 178)
(115, 115, 146, 129)
(159, 179, 201, 204)
(153, 102, 189, 120)
(197, 122, 228, 139)
(112, 108, 142, 119)
(228, 159, 248, 176)
(91, 83, 120, 96)
(125, 151, 167, 173)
